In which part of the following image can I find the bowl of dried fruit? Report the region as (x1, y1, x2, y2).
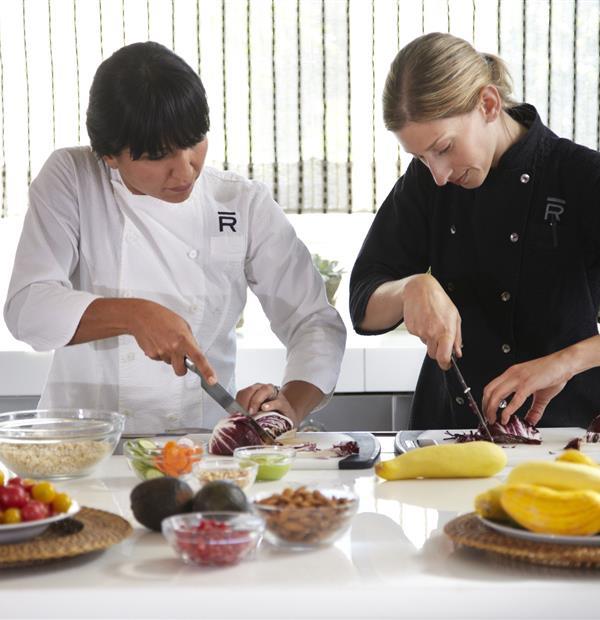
(251, 484, 358, 550)
(161, 511, 265, 567)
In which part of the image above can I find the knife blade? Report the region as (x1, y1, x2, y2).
(184, 358, 275, 445)
(450, 355, 494, 442)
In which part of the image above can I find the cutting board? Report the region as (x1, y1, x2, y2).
(190, 431, 381, 470)
(404, 427, 600, 467)
(288, 432, 380, 470)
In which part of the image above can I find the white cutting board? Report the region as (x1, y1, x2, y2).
(280, 432, 355, 470)
(190, 431, 355, 470)
(418, 427, 600, 467)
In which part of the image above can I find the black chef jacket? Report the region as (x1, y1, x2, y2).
(350, 105, 600, 430)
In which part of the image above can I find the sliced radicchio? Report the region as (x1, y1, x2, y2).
(563, 437, 582, 450)
(209, 411, 293, 456)
(446, 417, 542, 445)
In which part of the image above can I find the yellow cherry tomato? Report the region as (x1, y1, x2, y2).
(3, 507, 22, 524)
(51, 492, 72, 514)
(32, 481, 56, 504)
(0, 471, 4, 486)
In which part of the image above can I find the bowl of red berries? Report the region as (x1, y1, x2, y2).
(161, 511, 264, 567)
(0, 472, 78, 544)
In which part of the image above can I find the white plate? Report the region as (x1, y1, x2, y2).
(479, 515, 600, 547)
(0, 500, 80, 544)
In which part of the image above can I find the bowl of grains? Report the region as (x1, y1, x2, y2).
(252, 484, 358, 550)
(192, 458, 258, 491)
(0, 409, 125, 480)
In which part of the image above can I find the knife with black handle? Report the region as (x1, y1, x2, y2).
(184, 358, 275, 445)
(450, 354, 494, 442)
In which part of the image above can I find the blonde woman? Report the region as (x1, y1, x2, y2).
(350, 32, 600, 430)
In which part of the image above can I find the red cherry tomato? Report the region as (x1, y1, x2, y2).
(0, 484, 29, 509)
(22, 479, 35, 493)
(21, 500, 50, 522)
(7, 477, 23, 487)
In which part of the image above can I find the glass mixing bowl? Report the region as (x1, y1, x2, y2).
(0, 409, 125, 480)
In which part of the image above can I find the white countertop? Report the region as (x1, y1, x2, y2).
(1, 436, 598, 620)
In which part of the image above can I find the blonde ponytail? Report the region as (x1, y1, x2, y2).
(383, 32, 519, 132)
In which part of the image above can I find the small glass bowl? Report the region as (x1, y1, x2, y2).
(192, 458, 258, 491)
(252, 484, 358, 550)
(0, 409, 125, 480)
(232, 445, 296, 481)
(162, 511, 265, 567)
(123, 438, 207, 481)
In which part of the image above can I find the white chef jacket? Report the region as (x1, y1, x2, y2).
(3, 147, 346, 433)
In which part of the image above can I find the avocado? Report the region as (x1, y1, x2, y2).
(130, 477, 193, 531)
(192, 480, 249, 513)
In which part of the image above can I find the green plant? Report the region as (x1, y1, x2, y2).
(311, 254, 344, 279)
(312, 254, 344, 306)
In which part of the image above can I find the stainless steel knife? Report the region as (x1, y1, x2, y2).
(450, 355, 494, 442)
(184, 358, 275, 445)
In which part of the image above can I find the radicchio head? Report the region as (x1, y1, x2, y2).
(586, 414, 600, 443)
(209, 411, 294, 455)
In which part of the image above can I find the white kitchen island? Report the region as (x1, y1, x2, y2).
(1, 436, 598, 620)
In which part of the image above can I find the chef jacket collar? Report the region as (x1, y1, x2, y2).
(492, 104, 544, 173)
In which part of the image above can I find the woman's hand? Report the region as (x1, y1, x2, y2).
(482, 352, 573, 425)
(403, 274, 462, 370)
(128, 299, 216, 382)
(235, 383, 296, 420)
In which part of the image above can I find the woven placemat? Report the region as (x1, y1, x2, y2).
(0, 506, 132, 568)
(444, 512, 600, 569)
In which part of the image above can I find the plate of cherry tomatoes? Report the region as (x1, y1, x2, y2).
(0, 472, 79, 544)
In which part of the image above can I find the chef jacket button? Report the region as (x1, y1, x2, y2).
(501, 343, 511, 354)
(520, 173, 530, 184)
(450, 225, 457, 235)
(447, 282, 455, 292)
(189, 304, 198, 313)
(510, 232, 519, 243)
(122, 290, 133, 298)
(455, 396, 465, 405)
(122, 409, 132, 417)
(500, 291, 511, 302)
(188, 249, 199, 259)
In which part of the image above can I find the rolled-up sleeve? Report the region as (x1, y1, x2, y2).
(349, 159, 431, 335)
(3, 150, 100, 351)
(244, 185, 346, 399)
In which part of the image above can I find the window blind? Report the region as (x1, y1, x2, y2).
(0, 0, 598, 217)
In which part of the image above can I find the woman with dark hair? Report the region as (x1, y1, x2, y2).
(4, 42, 345, 433)
(350, 32, 600, 431)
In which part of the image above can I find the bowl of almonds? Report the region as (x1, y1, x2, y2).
(251, 484, 358, 550)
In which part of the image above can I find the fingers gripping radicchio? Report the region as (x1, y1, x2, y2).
(209, 411, 294, 455)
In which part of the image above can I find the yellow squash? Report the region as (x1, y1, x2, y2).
(507, 460, 600, 492)
(555, 449, 598, 467)
(500, 483, 600, 536)
(474, 484, 510, 521)
(375, 441, 507, 480)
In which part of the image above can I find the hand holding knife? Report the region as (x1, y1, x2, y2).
(184, 358, 275, 445)
(450, 354, 494, 442)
